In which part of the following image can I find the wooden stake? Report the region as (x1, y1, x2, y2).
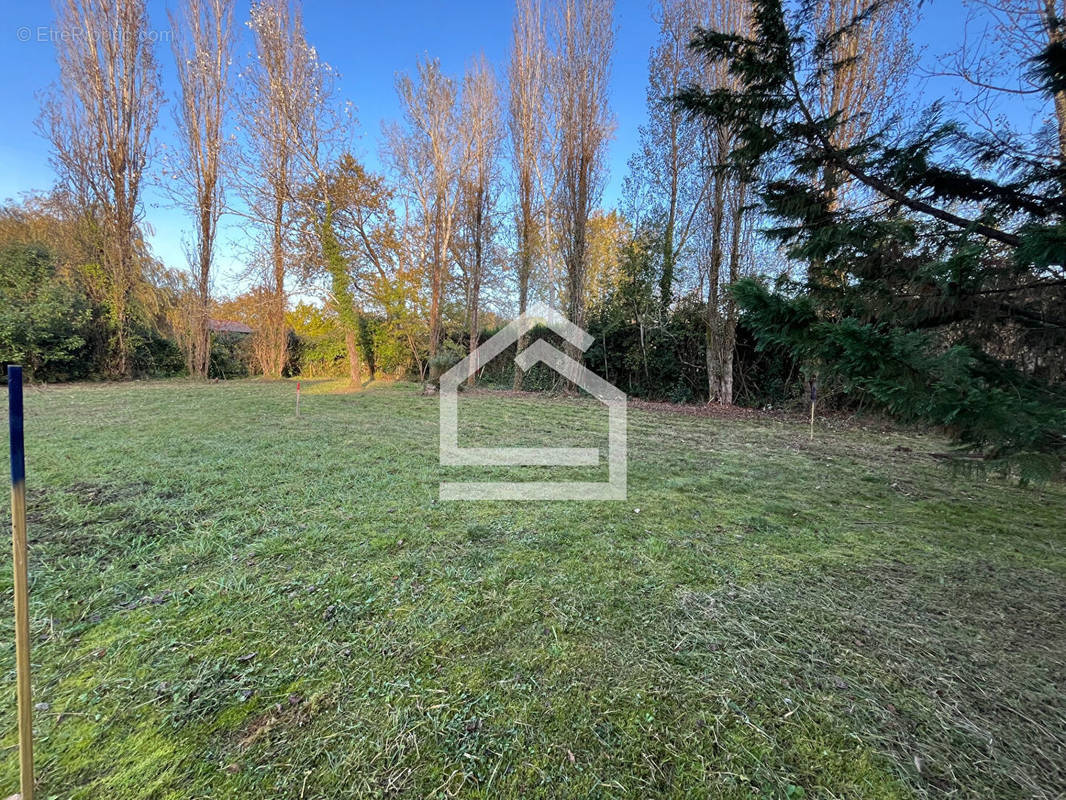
(9, 365, 33, 800)
(808, 378, 817, 441)
(296, 381, 301, 418)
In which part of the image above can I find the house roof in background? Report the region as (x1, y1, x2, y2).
(208, 319, 253, 334)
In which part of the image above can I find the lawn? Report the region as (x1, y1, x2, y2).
(1, 379, 1064, 799)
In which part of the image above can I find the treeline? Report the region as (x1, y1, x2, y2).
(0, 0, 857, 405)
(5, 0, 617, 390)
(2, 0, 1064, 473)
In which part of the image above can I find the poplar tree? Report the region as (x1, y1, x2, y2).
(43, 0, 161, 377)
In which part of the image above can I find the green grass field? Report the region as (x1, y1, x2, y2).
(2, 379, 1064, 799)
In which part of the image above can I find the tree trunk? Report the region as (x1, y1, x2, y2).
(705, 316, 725, 403)
(661, 130, 680, 308)
(467, 226, 481, 390)
(268, 194, 287, 378)
(716, 180, 748, 406)
(193, 219, 213, 378)
(194, 305, 211, 378)
(563, 157, 590, 393)
(704, 131, 728, 403)
(721, 342, 734, 405)
(513, 262, 530, 390)
(467, 315, 479, 389)
(428, 197, 445, 358)
(1043, 0, 1066, 162)
(345, 329, 362, 387)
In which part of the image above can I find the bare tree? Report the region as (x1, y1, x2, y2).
(626, 0, 708, 307)
(386, 57, 462, 360)
(696, 0, 753, 404)
(813, 0, 914, 211)
(703, 173, 754, 404)
(937, 0, 1066, 162)
(168, 0, 235, 378)
(552, 0, 615, 368)
(453, 56, 503, 387)
(508, 0, 551, 388)
(239, 0, 308, 377)
(42, 0, 161, 377)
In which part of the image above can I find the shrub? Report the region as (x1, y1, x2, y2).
(0, 243, 92, 381)
(209, 332, 256, 379)
(131, 327, 185, 378)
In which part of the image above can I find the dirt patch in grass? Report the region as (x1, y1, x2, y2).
(237, 693, 315, 751)
(25, 481, 189, 561)
(162, 655, 269, 727)
(64, 480, 153, 505)
(670, 560, 1066, 798)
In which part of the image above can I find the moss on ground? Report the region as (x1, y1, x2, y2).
(1, 379, 1063, 798)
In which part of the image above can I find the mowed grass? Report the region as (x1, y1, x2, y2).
(1, 378, 1064, 799)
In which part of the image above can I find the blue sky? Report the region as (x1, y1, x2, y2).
(0, 0, 1040, 295)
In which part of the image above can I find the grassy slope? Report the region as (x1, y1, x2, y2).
(1, 379, 1064, 799)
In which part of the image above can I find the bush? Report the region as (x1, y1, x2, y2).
(131, 327, 185, 378)
(286, 303, 347, 378)
(0, 244, 92, 382)
(209, 332, 256, 379)
(427, 339, 465, 386)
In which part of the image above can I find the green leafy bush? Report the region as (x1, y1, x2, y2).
(0, 243, 92, 381)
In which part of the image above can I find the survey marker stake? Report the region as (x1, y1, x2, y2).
(296, 381, 301, 417)
(9, 365, 34, 800)
(809, 378, 817, 442)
